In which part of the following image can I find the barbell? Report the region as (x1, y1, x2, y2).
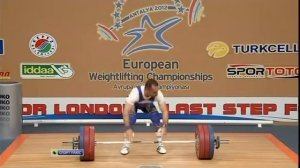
(60, 124, 229, 161)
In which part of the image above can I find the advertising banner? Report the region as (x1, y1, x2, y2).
(0, 0, 298, 123)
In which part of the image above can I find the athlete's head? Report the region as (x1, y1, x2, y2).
(145, 79, 159, 97)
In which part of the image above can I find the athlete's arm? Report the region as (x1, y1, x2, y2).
(123, 88, 139, 127)
(156, 90, 169, 126)
(123, 102, 133, 127)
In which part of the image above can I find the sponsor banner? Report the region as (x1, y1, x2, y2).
(22, 97, 298, 122)
(20, 63, 75, 79)
(0, 39, 4, 55)
(232, 43, 298, 54)
(0, 0, 298, 97)
(207, 41, 298, 58)
(227, 64, 299, 79)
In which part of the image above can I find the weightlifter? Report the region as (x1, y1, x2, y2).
(121, 79, 169, 155)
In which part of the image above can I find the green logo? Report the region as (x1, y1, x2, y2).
(20, 63, 74, 79)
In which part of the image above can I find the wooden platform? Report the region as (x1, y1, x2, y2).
(0, 133, 298, 168)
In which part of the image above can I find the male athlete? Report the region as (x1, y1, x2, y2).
(121, 79, 169, 155)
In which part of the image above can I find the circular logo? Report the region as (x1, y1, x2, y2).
(206, 41, 229, 58)
(29, 33, 57, 58)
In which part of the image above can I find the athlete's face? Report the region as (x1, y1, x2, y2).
(147, 85, 159, 97)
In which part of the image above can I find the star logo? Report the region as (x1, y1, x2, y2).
(114, 21, 123, 30)
(177, 6, 186, 14)
(122, 14, 182, 56)
(115, 1, 123, 9)
(96, 0, 205, 56)
(112, 11, 120, 19)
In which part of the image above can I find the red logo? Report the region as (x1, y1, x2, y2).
(0, 71, 10, 79)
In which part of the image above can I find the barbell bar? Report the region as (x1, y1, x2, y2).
(62, 139, 229, 144)
(60, 124, 224, 161)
